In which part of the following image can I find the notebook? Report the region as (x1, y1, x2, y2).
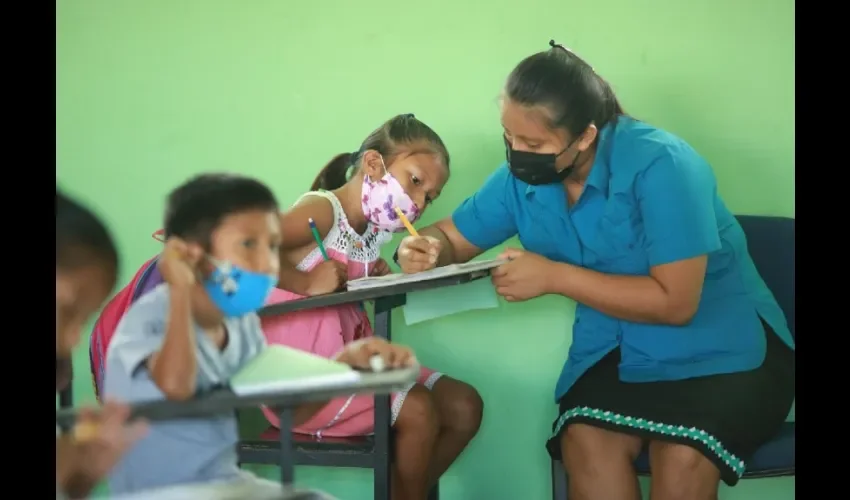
(347, 258, 506, 291)
(230, 345, 362, 396)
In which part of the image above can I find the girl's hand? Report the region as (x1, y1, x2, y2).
(306, 260, 348, 296)
(397, 236, 442, 274)
(370, 258, 392, 277)
(335, 338, 416, 371)
(491, 248, 559, 302)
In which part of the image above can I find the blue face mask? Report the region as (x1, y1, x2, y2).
(203, 258, 278, 317)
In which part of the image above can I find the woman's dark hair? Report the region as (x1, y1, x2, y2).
(311, 113, 450, 191)
(56, 188, 119, 274)
(505, 40, 625, 138)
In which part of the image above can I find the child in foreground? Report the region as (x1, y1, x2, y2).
(265, 114, 484, 500)
(104, 173, 415, 499)
(56, 189, 146, 499)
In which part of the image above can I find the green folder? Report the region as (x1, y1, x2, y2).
(230, 345, 361, 396)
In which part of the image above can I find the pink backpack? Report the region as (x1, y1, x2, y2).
(89, 230, 165, 400)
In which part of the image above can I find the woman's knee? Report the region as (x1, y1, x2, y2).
(395, 384, 440, 437)
(561, 423, 643, 472)
(433, 379, 484, 436)
(649, 441, 719, 499)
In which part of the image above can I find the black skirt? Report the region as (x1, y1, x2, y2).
(545, 319, 795, 486)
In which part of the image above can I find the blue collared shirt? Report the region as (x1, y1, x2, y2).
(452, 116, 795, 401)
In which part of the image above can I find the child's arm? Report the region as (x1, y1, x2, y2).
(147, 284, 196, 400)
(278, 196, 346, 296)
(146, 238, 202, 400)
(56, 402, 147, 498)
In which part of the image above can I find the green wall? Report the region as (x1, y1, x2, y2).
(56, 1, 794, 498)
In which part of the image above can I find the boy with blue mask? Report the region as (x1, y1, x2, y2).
(104, 174, 416, 499)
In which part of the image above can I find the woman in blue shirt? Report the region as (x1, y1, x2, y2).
(396, 41, 795, 499)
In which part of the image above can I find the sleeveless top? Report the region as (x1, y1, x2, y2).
(291, 190, 393, 279)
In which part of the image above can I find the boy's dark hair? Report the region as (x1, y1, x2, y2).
(311, 113, 450, 191)
(164, 173, 279, 248)
(506, 40, 625, 139)
(56, 188, 119, 274)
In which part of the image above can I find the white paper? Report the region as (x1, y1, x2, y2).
(346, 258, 507, 291)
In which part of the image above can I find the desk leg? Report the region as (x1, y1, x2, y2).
(373, 308, 392, 500)
(279, 408, 296, 488)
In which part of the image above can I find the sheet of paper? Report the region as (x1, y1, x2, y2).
(347, 258, 507, 291)
(402, 277, 500, 325)
(230, 345, 360, 396)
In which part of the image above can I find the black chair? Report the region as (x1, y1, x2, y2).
(552, 215, 795, 498)
(57, 361, 75, 435)
(238, 299, 440, 500)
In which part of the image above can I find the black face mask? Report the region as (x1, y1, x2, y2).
(505, 136, 579, 185)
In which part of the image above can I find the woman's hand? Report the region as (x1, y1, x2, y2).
(397, 236, 442, 274)
(58, 401, 148, 498)
(306, 260, 348, 296)
(335, 337, 417, 371)
(491, 248, 559, 302)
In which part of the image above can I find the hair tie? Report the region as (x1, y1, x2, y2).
(548, 40, 594, 71)
(404, 113, 415, 119)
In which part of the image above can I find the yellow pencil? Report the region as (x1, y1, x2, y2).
(394, 206, 419, 237)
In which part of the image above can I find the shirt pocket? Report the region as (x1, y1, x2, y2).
(588, 205, 649, 274)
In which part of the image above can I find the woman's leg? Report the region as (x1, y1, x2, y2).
(560, 423, 643, 500)
(648, 441, 720, 500)
(426, 376, 484, 484)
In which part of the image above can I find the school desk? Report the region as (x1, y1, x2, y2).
(246, 271, 487, 500)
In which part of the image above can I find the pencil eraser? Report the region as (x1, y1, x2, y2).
(369, 355, 386, 373)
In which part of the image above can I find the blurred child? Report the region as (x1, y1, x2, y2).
(265, 114, 484, 500)
(56, 189, 146, 499)
(103, 174, 414, 499)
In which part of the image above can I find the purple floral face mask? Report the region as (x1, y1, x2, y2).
(361, 156, 421, 232)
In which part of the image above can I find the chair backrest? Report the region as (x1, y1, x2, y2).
(57, 358, 74, 409)
(736, 215, 795, 339)
(89, 255, 162, 400)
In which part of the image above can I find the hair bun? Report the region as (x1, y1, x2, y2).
(549, 39, 557, 48)
(404, 113, 415, 118)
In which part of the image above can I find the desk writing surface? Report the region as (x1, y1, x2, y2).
(55, 364, 419, 427)
(258, 271, 486, 317)
(346, 258, 505, 291)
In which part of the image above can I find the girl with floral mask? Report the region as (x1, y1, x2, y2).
(264, 114, 484, 500)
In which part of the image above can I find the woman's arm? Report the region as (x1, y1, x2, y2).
(495, 153, 720, 326)
(398, 166, 519, 272)
(548, 256, 708, 325)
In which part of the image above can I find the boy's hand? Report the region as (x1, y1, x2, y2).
(159, 237, 202, 288)
(335, 338, 417, 370)
(306, 260, 348, 296)
(58, 401, 148, 498)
